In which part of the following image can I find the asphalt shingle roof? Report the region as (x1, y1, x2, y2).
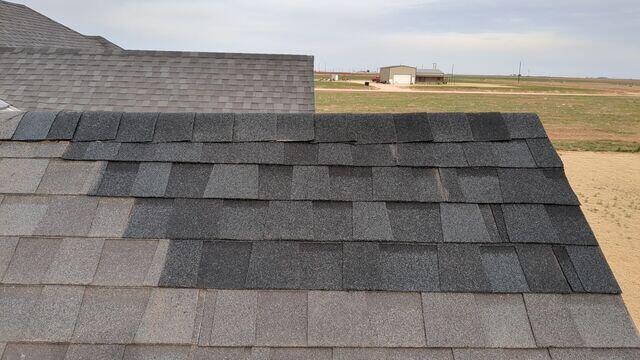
(0, 111, 638, 358)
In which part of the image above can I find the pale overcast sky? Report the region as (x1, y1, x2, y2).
(20, 0, 640, 78)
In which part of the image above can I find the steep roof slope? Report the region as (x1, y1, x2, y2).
(0, 0, 119, 50)
(0, 48, 315, 113)
(0, 111, 638, 358)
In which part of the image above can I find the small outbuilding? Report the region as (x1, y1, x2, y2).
(379, 65, 416, 85)
(416, 68, 446, 84)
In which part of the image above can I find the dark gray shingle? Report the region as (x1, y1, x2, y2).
(386, 202, 442, 242)
(193, 113, 234, 142)
(153, 113, 194, 142)
(299, 242, 343, 290)
(165, 163, 211, 198)
(166, 199, 222, 239)
(517, 245, 571, 293)
(74, 111, 121, 141)
(12, 111, 57, 140)
(96, 162, 139, 197)
(159, 240, 203, 288)
(47, 112, 80, 140)
(438, 244, 490, 292)
(393, 113, 433, 142)
(198, 241, 252, 289)
(116, 113, 158, 142)
(527, 138, 563, 167)
(467, 113, 510, 141)
(566, 246, 620, 293)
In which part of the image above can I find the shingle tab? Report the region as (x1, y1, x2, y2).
(116, 112, 158, 142)
(12, 111, 57, 140)
(234, 113, 277, 141)
(135, 288, 199, 344)
(258, 165, 292, 199)
(397, 143, 467, 167)
(166, 199, 222, 239)
(1, 343, 68, 360)
(44, 238, 103, 285)
(3, 237, 60, 284)
(499, 168, 579, 205)
(372, 167, 442, 202)
(548, 348, 640, 360)
(124, 198, 174, 238)
(467, 112, 510, 141)
(565, 246, 620, 293)
(193, 113, 234, 142)
(318, 143, 354, 166)
(314, 113, 356, 142)
(527, 137, 563, 167)
(503, 113, 547, 139)
(159, 240, 203, 288)
(480, 245, 529, 292)
(204, 164, 259, 199)
(0, 158, 49, 194)
(256, 290, 307, 346)
(291, 166, 331, 200)
(0, 112, 23, 139)
(328, 166, 374, 201)
(353, 144, 396, 166)
(265, 201, 314, 240)
(427, 113, 473, 142)
(378, 243, 439, 291)
(502, 204, 559, 243)
(441, 203, 492, 243)
(35, 196, 98, 237)
(206, 290, 257, 346)
(165, 163, 211, 198)
(0, 196, 49, 236)
(96, 161, 139, 196)
(153, 113, 195, 142)
(343, 242, 378, 290)
(308, 291, 374, 346)
(453, 168, 502, 203)
(352, 113, 396, 144)
(283, 143, 318, 165)
(92, 240, 157, 286)
(218, 200, 268, 240)
(276, 113, 314, 141)
(386, 202, 442, 242)
(312, 201, 352, 240)
(198, 241, 252, 288)
(300, 242, 343, 290)
(130, 162, 171, 197)
(454, 349, 550, 360)
(517, 245, 570, 293)
(353, 202, 392, 240)
(37, 160, 104, 195)
(545, 205, 597, 245)
(247, 241, 300, 289)
(393, 112, 433, 142)
(46, 111, 80, 140)
(438, 244, 490, 292)
(74, 111, 121, 141)
(89, 198, 133, 237)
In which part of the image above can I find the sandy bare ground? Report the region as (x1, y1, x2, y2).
(317, 84, 640, 97)
(560, 151, 640, 326)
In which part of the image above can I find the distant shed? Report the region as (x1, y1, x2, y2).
(416, 68, 446, 83)
(379, 65, 416, 85)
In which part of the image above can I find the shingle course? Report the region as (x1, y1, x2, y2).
(12, 111, 57, 140)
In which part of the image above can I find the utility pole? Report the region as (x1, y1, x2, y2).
(450, 64, 455, 85)
(517, 61, 522, 84)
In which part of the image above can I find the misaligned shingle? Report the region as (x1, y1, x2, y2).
(166, 199, 222, 239)
(314, 113, 356, 142)
(565, 246, 620, 293)
(116, 112, 158, 142)
(393, 112, 433, 142)
(198, 241, 252, 289)
(372, 167, 443, 202)
(124, 198, 174, 238)
(193, 113, 234, 142)
(427, 113, 473, 142)
(527, 137, 563, 167)
(12, 111, 57, 140)
(96, 161, 139, 196)
(165, 163, 211, 198)
(275, 113, 314, 141)
(386, 202, 442, 242)
(74, 111, 121, 141)
(46, 111, 80, 140)
(204, 164, 259, 199)
(396, 142, 467, 167)
(517, 245, 571, 293)
(61, 141, 89, 160)
(159, 240, 203, 288)
(467, 112, 511, 141)
(201, 142, 284, 164)
(233, 113, 277, 141)
(438, 243, 490, 292)
(503, 113, 547, 139)
(153, 112, 195, 142)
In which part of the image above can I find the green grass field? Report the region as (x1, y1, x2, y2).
(315, 91, 640, 152)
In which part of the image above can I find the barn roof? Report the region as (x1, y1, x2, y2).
(417, 68, 445, 76)
(0, 0, 119, 51)
(0, 111, 638, 358)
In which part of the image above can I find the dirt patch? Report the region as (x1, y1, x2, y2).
(560, 151, 640, 326)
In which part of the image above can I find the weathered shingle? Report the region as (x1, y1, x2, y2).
(12, 111, 57, 140)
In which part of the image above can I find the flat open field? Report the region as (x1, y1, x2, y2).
(561, 151, 640, 326)
(315, 91, 640, 152)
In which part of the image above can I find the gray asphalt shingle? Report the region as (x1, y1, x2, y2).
(116, 112, 158, 142)
(386, 202, 442, 242)
(393, 113, 433, 142)
(74, 111, 121, 141)
(396, 143, 467, 167)
(276, 113, 314, 141)
(427, 113, 473, 142)
(441, 203, 492, 243)
(166, 199, 222, 239)
(234, 113, 277, 141)
(438, 244, 490, 292)
(12, 111, 57, 140)
(503, 113, 547, 139)
(124, 198, 174, 238)
(153, 113, 194, 142)
(527, 137, 563, 167)
(314, 113, 356, 142)
(198, 241, 252, 289)
(46, 112, 81, 140)
(218, 200, 268, 240)
(165, 163, 211, 198)
(372, 167, 442, 202)
(467, 112, 510, 141)
(499, 168, 579, 205)
(517, 245, 571, 293)
(159, 240, 203, 288)
(565, 246, 620, 293)
(96, 162, 139, 196)
(193, 113, 234, 142)
(205, 164, 259, 199)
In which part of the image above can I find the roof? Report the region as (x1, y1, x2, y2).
(0, 111, 638, 357)
(380, 64, 416, 69)
(417, 68, 445, 76)
(0, 47, 315, 113)
(0, 0, 120, 51)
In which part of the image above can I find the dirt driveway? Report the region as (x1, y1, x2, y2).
(561, 151, 640, 326)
